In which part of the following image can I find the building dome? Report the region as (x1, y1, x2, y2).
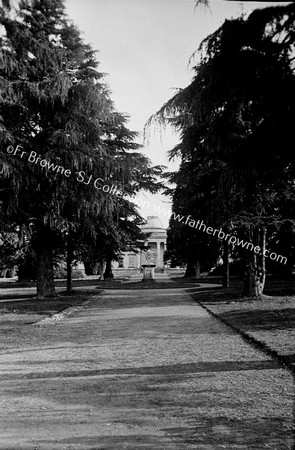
(141, 216, 164, 231)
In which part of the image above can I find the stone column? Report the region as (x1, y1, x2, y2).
(162, 241, 166, 264)
(156, 241, 161, 267)
(136, 253, 140, 269)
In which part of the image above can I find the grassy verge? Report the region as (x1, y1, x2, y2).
(189, 280, 295, 374)
(0, 290, 103, 328)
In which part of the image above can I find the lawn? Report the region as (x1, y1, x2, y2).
(190, 276, 295, 374)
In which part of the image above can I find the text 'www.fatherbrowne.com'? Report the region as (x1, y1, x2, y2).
(149, 202, 287, 265)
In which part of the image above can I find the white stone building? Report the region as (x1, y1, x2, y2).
(116, 216, 167, 271)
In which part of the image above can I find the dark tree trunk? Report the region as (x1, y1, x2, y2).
(99, 261, 106, 280)
(84, 261, 100, 276)
(223, 239, 230, 289)
(194, 260, 201, 279)
(243, 251, 258, 297)
(33, 224, 56, 299)
(184, 260, 196, 277)
(103, 258, 113, 280)
(243, 226, 266, 297)
(83, 261, 92, 276)
(66, 224, 73, 295)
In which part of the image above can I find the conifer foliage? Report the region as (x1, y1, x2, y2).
(148, 4, 295, 296)
(0, 0, 161, 297)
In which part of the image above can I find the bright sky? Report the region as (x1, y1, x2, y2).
(65, 0, 276, 226)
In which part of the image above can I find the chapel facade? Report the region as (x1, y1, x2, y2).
(118, 216, 167, 271)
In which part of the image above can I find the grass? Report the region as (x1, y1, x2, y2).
(188, 277, 295, 374)
(0, 289, 102, 328)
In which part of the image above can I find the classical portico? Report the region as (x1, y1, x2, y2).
(140, 216, 167, 270)
(117, 216, 167, 270)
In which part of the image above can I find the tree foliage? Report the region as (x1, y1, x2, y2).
(0, 0, 163, 297)
(148, 4, 295, 295)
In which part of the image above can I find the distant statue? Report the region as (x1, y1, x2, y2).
(141, 249, 156, 282)
(145, 251, 152, 262)
(144, 250, 156, 265)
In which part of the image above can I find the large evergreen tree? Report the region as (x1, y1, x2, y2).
(148, 4, 295, 297)
(0, 0, 162, 298)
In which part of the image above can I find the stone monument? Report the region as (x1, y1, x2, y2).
(141, 248, 156, 282)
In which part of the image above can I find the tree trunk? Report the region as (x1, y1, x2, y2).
(258, 226, 267, 293)
(99, 261, 106, 280)
(195, 260, 201, 279)
(243, 225, 266, 298)
(34, 225, 56, 299)
(66, 224, 73, 295)
(103, 258, 113, 280)
(223, 239, 230, 289)
(184, 260, 196, 277)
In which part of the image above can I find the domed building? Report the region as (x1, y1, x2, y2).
(117, 216, 167, 271)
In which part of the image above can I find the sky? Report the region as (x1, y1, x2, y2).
(65, 0, 276, 226)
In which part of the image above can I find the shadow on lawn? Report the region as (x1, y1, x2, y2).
(217, 308, 295, 331)
(0, 292, 100, 316)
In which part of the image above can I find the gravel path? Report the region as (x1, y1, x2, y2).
(0, 286, 293, 449)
